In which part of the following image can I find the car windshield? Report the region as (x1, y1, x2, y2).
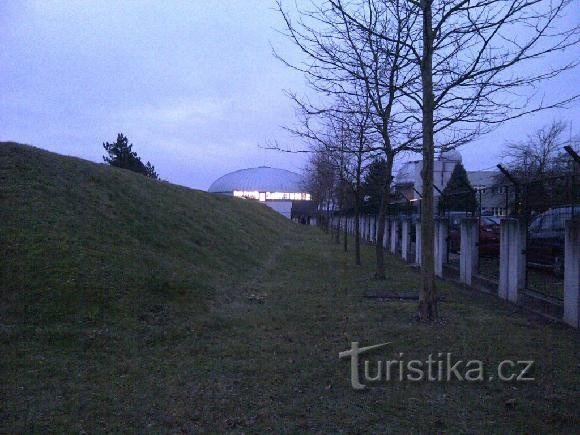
(553, 206, 580, 229)
(529, 206, 579, 232)
(529, 215, 542, 232)
(481, 217, 500, 226)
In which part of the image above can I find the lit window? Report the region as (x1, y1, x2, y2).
(233, 190, 260, 200)
(234, 190, 312, 201)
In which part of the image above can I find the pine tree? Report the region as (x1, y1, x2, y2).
(362, 158, 387, 214)
(102, 133, 158, 179)
(438, 163, 477, 213)
(144, 161, 158, 180)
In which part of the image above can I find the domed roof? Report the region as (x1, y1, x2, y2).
(208, 166, 306, 193)
(395, 160, 420, 185)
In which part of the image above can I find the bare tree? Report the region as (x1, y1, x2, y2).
(305, 146, 338, 230)
(332, 0, 579, 320)
(274, 0, 421, 278)
(502, 120, 573, 180)
(302, 97, 375, 265)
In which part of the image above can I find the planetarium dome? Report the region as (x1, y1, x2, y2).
(208, 166, 311, 202)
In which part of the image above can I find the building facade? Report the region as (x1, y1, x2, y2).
(393, 151, 506, 215)
(208, 166, 314, 220)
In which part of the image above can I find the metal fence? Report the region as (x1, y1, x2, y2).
(330, 170, 579, 308)
(432, 173, 578, 300)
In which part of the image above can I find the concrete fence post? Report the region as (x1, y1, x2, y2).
(362, 215, 366, 241)
(401, 219, 411, 262)
(434, 218, 448, 278)
(415, 220, 422, 267)
(383, 220, 389, 248)
(390, 219, 398, 254)
(498, 218, 526, 303)
(365, 216, 370, 241)
(460, 217, 479, 285)
(365, 215, 369, 241)
(563, 218, 580, 328)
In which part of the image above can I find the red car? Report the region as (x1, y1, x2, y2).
(448, 215, 500, 256)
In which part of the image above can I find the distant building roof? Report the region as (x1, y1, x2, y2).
(468, 170, 499, 189)
(394, 160, 421, 186)
(440, 150, 462, 162)
(208, 166, 306, 193)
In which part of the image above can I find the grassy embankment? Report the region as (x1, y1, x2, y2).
(1, 142, 578, 432)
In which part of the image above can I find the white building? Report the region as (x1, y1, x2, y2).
(394, 150, 464, 201)
(393, 151, 504, 215)
(208, 166, 313, 219)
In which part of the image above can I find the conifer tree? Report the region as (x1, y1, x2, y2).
(102, 133, 158, 179)
(438, 163, 476, 214)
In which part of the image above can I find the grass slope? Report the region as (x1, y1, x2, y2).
(0, 142, 290, 430)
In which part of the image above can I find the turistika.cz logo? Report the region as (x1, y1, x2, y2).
(339, 342, 535, 390)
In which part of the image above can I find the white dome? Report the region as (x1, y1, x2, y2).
(440, 150, 462, 162)
(395, 161, 420, 185)
(208, 166, 306, 193)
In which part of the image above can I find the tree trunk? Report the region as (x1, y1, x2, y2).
(418, 0, 437, 320)
(325, 196, 331, 234)
(335, 214, 341, 244)
(354, 196, 361, 266)
(374, 156, 394, 279)
(344, 214, 348, 252)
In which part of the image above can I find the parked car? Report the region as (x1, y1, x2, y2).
(527, 205, 580, 278)
(447, 213, 500, 256)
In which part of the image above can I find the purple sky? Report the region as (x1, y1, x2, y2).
(1, 1, 579, 189)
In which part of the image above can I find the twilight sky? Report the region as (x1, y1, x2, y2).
(1, 1, 579, 190)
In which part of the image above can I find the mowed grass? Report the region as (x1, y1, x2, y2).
(0, 142, 289, 431)
(1, 142, 579, 432)
(187, 231, 578, 432)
